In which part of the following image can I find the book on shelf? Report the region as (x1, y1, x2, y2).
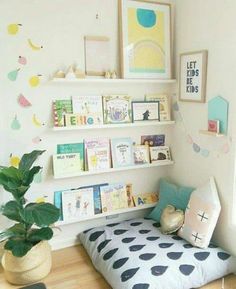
(150, 146, 171, 163)
(57, 143, 84, 170)
(133, 192, 159, 206)
(53, 153, 82, 178)
(126, 184, 135, 208)
(54, 190, 63, 220)
(62, 188, 94, 221)
(133, 145, 150, 165)
(52, 99, 73, 127)
(141, 134, 165, 147)
(145, 94, 171, 121)
(100, 183, 129, 213)
(87, 146, 111, 171)
(103, 95, 132, 124)
(72, 95, 103, 125)
(111, 137, 134, 168)
(84, 138, 110, 170)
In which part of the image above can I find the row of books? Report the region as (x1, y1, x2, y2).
(52, 94, 170, 127)
(54, 182, 158, 222)
(52, 135, 171, 178)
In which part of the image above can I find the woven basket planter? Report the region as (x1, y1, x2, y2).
(1, 241, 52, 285)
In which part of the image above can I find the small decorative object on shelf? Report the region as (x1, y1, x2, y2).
(132, 101, 160, 122)
(133, 192, 159, 206)
(105, 71, 111, 79)
(66, 65, 76, 79)
(145, 94, 170, 121)
(54, 70, 65, 78)
(208, 119, 220, 133)
(150, 146, 171, 164)
(111, 70, 117, 79)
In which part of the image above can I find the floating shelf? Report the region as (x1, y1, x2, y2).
(53, 160, 174, 179)
(199, 130, 225, 137)
(53, 120, 175, 131)
(50, 78, 176, 84)
(56, 203, 157, 226)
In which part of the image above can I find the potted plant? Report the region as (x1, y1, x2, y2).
(0, 150, 60, 285)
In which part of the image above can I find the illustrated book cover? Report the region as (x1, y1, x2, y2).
(141, 134, 165, 146)
(145, 94, 170, 121)
(53, 153, 81, 178)
(87, 147, 111, 171)
(133, 145, 150, 165)
(57, 143, 84, 170)
(150, 146, 171, 163)
(111, 137, 134, 168)
(52, 99, 73, 127)
(133, 192, 159, 206)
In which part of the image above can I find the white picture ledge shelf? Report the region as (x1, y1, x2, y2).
(53, 160, 174, 179)
(199, 130, 225, 137)
(50, 78, 176, 84)
(53, 120, 175, 131)
(56, 203, 157, 226)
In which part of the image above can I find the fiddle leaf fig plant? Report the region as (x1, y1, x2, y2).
(0, 150, 60, 257)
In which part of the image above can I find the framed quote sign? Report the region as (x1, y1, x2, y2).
(179, 50, 208, 103)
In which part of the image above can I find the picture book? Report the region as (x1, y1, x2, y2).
(208, 119, 220, 133)
(126, 183, 135, 208)
(141, 134, 165, 147)
(111, 137, 134, 168)
(132, 101, 160, 122)
(133, 192, 159, 206)
(145, 94, 170, 121)
(54, 190, 63, 220)
(100, 183, 129, 212)
(150, 146, 171, 163)
(72, 96, 103, 125)
(57, 143, 84, 170)
(103, 95, 132, 124)
(84, 138, 110, 170)
(87, 147, 111, 171)
(53, 99, 73, 127)
(53, 153, 81, 178)
(62, 188, 94, 221)
(133, 145, 150, 165)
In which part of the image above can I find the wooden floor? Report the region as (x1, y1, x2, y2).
(0, 245, 235, 289)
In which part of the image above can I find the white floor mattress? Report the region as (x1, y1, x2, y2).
(79, 218, 236, 289)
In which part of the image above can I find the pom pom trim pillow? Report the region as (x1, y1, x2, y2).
(178, 177, 221, 249)
(147, 178, 194, 222)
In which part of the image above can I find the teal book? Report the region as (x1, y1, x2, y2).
(57, 143, 84, 170)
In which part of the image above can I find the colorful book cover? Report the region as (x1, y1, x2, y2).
(100, 183, 128, 213)
(53, 99, 73, 127)
(133, 145, 150, 165)
(53, 153, 81, 178)
(103, 95, 132, 124)
(111, 137, 134, 168)
(72, 96, 103, 125)
(141, 134, 165, 147)
(208, 119, 220, 133)
(133, 192, 159, 206)
(62, 188, 94, 221)
(54, 191, 63, 220)
(57, 143, 84, 170)
(150, 146, 171, 163)
(87, 147, 111, 171)
(145, 94, 171, 121)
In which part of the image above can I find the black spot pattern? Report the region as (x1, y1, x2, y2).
(159, 243, 174, 248)
(218, 252, 230, 260)
(113, 257, 129, 269)
(97, 239, 111, 253)
(130, 222, 143, 226)
(133, 284, 150, 289)
(194, 252, 210, 261)
(122, 237, 136, 243)
(179, 264, 195, 276)
(121, 267, 140, 282)
(183, 243, 193, 249)
(139, 230, 151, 234)
(167, 252, 183, 260)
(151, 266, 168, 276)
(129, 245, 146, 252)
(89, 230, 104, 241)
(146, 236, 160, 241)
(83, 228, 93, 234)
(103, 248, 119, 261)
(139, 253, 156, 261)
(114, 229, 128, 235)
(172, 235, 182, 241)
(209, 243, 218, 248)
(107, 223, 120, 227)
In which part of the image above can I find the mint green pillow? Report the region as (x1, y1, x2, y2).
(147, 178, 194, 222)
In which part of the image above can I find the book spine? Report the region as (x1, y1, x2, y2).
(52, 101, 59, 127)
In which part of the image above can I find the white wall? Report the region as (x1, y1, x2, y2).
(172, 0, 236, 255)
(0, 0, 176, 249)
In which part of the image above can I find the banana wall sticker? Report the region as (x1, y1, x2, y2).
(28, 39, 43, 51)
(32, 114, 45, 127)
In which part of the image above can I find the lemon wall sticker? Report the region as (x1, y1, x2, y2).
(29, 74, 42, 87)
(32, 114, 45, 127)
(18, 93, 32, 107)
(8, 68, 20, 81)
(11, 115, 21, 130)
(9, 154, 21, 168)
(7, 23, 22, 35)
(28, 39, 43, 51)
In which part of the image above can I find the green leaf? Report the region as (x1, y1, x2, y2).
(0, 166, 22, 180)
(28, 227, 53, 242)
(8, 223, 26, 236)
(2, 201, 23, 222)
(22, 166, 41, 186)
(0, 230, 14, 242)
(5, 238, 33, 257)
(19, 150, 45, 173)
(23, 203, 60, 227)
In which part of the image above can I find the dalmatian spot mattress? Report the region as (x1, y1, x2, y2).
(79, 218, 236, 289)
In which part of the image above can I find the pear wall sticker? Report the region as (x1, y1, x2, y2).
(7, 23, 22, 35)
(18, 56, 27, 65)
(11, 115, 21, 130)
(29, 75, 41, 87)
(9, 154, 21, 168)
(28, 39, 43, 51)
(8, 68, 20, 81)
(32, 114, 45, 127)
(18, 93, 32, 107)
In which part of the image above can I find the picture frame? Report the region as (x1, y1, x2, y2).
(179, 50, 208, 103)
(133, 145, 150, 165)
(145, 94, 170, 121)
(132, 101, 160, 122)
(119, 0, 172, 79)
(103, 95, 132, 124)
(84, 36, 110, 76)
(150, 146, 171, 163)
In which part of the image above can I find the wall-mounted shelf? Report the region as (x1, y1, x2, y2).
(56, 203, 157, 226)
(50, 78, 176, 84)
(53, 120, 175, 131)
(54, 160, 174, 179)
(199, 130, 225, 137)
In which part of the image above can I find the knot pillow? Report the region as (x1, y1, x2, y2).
(160, 205, 184, 234)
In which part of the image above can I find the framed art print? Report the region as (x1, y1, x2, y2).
(119, 0, 171, 79)
(132, 101, 160, 122)
(179, 50, 208, 103)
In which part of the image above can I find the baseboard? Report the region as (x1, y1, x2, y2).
(49, 237, 80, 251)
